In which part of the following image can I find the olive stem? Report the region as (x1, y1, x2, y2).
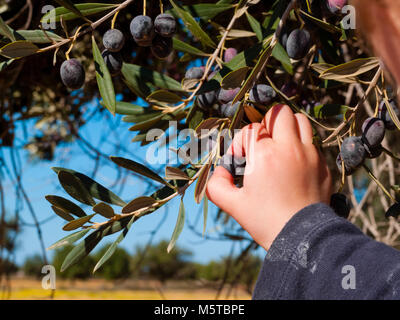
(363, 164, 396, 202)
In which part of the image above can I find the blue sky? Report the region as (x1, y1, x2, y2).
(2, 94, 265, 268)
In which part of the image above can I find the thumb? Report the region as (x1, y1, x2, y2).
(206, 166, 243, 215)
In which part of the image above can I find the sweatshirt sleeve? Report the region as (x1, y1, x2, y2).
(252, 203, 400, 300)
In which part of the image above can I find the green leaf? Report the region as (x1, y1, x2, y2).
(47, 229, 91, 250)
(13, 30, 64, 43)
(0, 41, 39, 59)
(108, 101, 145, 115)
(221, 66, 251, 89)
(45, 195, 86, 218)
(51, 206, 74, 221)
(128, 118, 163, 132)
(54, 0, 91, 22)
(63, 214, 96, 231)
(147, 90, 182, 104)
(60, 230, 103, 272)
(186, 103, 206, 130)
(170, 3, 234, 21)
(300, 10, 341, 34)
(169, 0, 216, 49)
(93, 202, 115, 218)
(93, 215, 136, 273)
(245, 12, 263, 42)
(110, 157, 169, 187)
(272, 42, 293, 74)
(172, 38, 209, 56)
(167, 198, 185, 253)
(122, 196, 156, 214)
(60, 216, 134, 271)
(319, 58, 380, 81)
(122, 111, 162, 123)
(52, 167, 126, 207)
(41, 3, 117, 23)
(0, 15, 15, 41)
(122, 62, 184, 93)
(92, 36, 115, 114)
(307, 104, 349, 119)
(58, 171, 96, 206)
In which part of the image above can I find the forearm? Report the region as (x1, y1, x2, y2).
(252, 203, 400, 300)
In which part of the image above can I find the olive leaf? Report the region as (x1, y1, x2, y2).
(47, 229, 91, 250)
(108, 101, 145, 115)
(170, 3, 234, 21)
(272, 42, 293, 75)
(122, 62, 185, 93)
(14, 30, 64, 43)
(165, 167, 191, 181)
(169, 0, 216, 49)
(121, 196, 157, 214)
(41, 3, 117, 23)
(172, 38, 209, 57)
(62, 214, 96, 231)
(61, 230, 103, 272)
(93, 202, 115, 218)
(0, 41, 39, 59)
(52, 167, 126, 207)
(0, 15, 15, 41)
(167, 198, 185, 253)
(194, 162, 212, 204)
(319, 58, 380, 81)
(51, 206, 74, 221)
(147, 90, 183, 104)
(221, 66, 251, 89)
(45, 195, 86, 218)
(93, 215, 136, 273)
(110, 156, 170, 187)
(92, 36, 116, 115)
(58, 171, 96, 206)
(300, 10, 341, 34)
(54, 0, 91, 22)
(245, 12, 263, 42)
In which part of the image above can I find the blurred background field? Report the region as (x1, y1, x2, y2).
(5, 278, 252, 300)
(1, 240, 260, 300)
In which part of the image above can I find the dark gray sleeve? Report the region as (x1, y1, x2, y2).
(252, 203, 400, 300)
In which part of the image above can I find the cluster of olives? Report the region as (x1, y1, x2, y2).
(130, 13, 176, 59)
(186, 48, 278, 120)
(337, 100, 400, 176)
(60, 13, 176, 89)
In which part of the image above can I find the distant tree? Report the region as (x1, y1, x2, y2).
(52, 245, 95, 280)
(134, 240, 193, 284)
(23, 254, 44, 279)
(0, 218, 19, 278)
(94, 245, 131, 280)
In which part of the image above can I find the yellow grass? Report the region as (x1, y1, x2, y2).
(2, 278, 252, 300)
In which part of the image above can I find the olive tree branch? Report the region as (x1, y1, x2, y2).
(37, 0, 135, 54)
(322, 66, 382, 144)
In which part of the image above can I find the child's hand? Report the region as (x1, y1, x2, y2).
(206, 105, 332, 250)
